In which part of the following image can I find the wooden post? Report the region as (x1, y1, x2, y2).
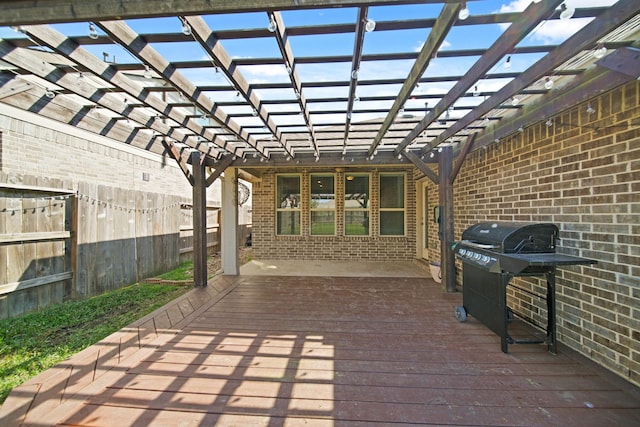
(438, 145, 456, 292)
(191, 151, 207, 288)
(67, 192, 78, 299)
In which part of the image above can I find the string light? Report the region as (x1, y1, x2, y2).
(88, 23, 99, 40)
(544, 77, 554, 90)
(267, 16, 277, 33)
(365, 18, 376, 32)
(559, 3, 575, 20)
(458, 2, 470, 20)
(503, 55, 512, 70)
(180, 18, 192, 36)
(593, 44, 607, 59)
(473, 85, 480, 97)
(586, 103, 596, 115)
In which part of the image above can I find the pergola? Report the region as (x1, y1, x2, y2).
(1, 0, 639, 289)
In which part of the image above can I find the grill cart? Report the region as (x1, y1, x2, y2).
(453, 222, 596, 353)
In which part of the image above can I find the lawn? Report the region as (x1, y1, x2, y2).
(0, 268, 193, 405)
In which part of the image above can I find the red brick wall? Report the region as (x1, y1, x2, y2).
(252, 167, 416, 261)
(450, 80, 640, 386)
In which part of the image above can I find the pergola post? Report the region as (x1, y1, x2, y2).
(221, 167, 239, 275)
(438, 145, 456, 293)
(191, 151, 208, 288)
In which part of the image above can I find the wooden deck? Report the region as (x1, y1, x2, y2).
(2, 273, 639, 426)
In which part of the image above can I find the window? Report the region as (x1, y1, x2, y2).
(344, 174, 370, 235)
(379, 173, 405, 235)
(276, 174, 301, 235)
(310, 174, 335, 235)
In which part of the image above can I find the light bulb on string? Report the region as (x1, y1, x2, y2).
(593, 44, 607, 59)
(473, 85, 480, 97)
(365, 19, 376, 32)
(458, 3, 470, 20)
(181, 20, 192, 36)
(88, 23, 99, 40)
(559, 3, 574, 20)
(503, 55, 512, 70)
(267, 17, 277, 32)
(544, 77, 554, 90)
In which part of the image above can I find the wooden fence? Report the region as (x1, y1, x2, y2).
(0, 176, 222, 319)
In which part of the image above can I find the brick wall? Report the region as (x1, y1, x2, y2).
(448, 80, 640, 386)
(0, 105, 193, 194)
(252, 167, 416, 261)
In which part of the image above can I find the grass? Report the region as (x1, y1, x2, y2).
(157, 261, 194, 281)
(0, 268, 193, 405)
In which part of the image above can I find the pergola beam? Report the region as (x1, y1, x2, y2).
(0, 1, 460, 26)
(473, 52, 640, 150)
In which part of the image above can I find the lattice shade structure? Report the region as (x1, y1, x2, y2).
(0, 0, 639, 173)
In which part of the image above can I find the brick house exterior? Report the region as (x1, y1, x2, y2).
(252, 166, 417, 261)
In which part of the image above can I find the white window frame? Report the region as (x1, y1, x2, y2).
(275, 174, 301, 236)
(344, 173, 371, 236)
(310, 173, 336, 236)
(378, 172, 406, 236)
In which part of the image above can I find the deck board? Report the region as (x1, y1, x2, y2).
(4, 274, 639, 426)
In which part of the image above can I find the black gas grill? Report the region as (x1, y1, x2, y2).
(453, 222, 596, 353)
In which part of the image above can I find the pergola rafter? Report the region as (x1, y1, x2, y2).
(0, 1, 636, 168)
(369, 2, 460, 157)
(394, 0, 564, 155)
(0, 36, 221, 165)
(95, 19, 263, 157)
(268, 10, 318, 158)
(343, 7, 369, 152)
(0, 73, 164, 155)
(184, 15, 292, 159)
(420, 0, 640, 154)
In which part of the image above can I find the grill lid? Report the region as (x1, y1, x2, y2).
(461, 222, 558, 253)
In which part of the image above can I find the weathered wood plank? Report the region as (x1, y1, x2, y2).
(0, 231, 70, 244)
(0, 271, 73, 295)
